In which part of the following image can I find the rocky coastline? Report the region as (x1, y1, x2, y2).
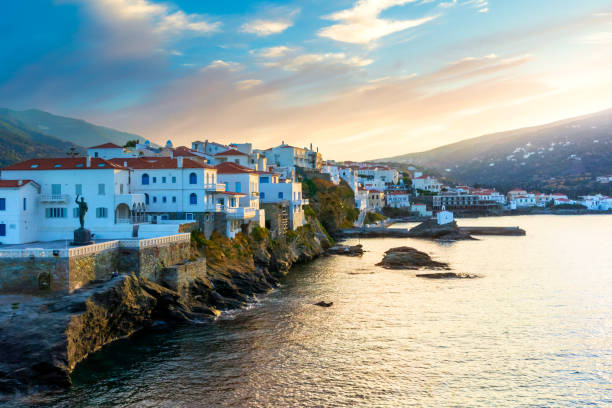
(0, 216, 331, 395)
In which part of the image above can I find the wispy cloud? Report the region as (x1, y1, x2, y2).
(204, 60, 243, 71)
(577, 32, 612, 45)
(257, 48, 373, 72)
(235, 79, 263, 90)
(241, 7, 299, 36)
(318, 0, 438, 45)
(254, 46, 296, 59)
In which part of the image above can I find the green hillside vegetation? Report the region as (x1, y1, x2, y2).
(0, 118, 83, 167)
(0, 108, 144, 148)
(302, 178, 358, 236)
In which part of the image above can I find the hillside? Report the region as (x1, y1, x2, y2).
(0, 108, 143, 148)
(377, 108, 612, 195)
(0, 119, 83, 167)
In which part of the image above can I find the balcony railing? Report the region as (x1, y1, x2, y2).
(41, 194, 69, 203)
(204, 183, 226, 192)
(224, 207, 257, 219)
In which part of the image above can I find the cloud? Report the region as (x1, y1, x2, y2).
(262, 52, 373, 71)
(318, 0, 438, 45)
(578, 32, 612, 45)
(241, 7, 299, 36)
(254, 46, 296, 58)
(204, 60, 243, 71)
(241, 19, 293, 36)
(235, 79, 263, 90)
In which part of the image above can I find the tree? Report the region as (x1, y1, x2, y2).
(66, 147, 79, 157)
(123, 139, 139, 148)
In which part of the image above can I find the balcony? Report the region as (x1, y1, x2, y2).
(224, 207, 257, 219)
(41, 194, 69, 203)
(204, 183, 226, 192)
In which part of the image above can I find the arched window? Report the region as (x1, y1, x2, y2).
(189, 172, 197, 185)
(144, 193, 149, 205)
(142, 173, 150, 185)
(190, 193, 197, 205)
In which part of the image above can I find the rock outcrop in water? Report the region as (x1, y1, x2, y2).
(408, 220, 473, 240)
(416, 272, 478, 279)
(377, 247, 450, 270)
(0, 215, 331, 395)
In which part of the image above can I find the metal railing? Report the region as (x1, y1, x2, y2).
(40, 194, 69, 203)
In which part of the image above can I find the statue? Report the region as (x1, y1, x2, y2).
(71, 195, 92, 246)
(75, 195, 88, 229)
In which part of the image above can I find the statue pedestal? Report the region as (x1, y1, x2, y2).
(71, 228, 93, 246)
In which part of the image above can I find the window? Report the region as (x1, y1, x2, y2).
(94, 152, 99, 158)
(45, 208, 67, 218)
(161, 215, 168, 220)
(145, 193, 150, 205)
(96, 207, 108, 218)
(189, 172, 197, 184)
(23, 198, 26, 211)
(0, 198, 5, 211)
(162, 177, 166, 183)
(0, 224, 5, 236)
(75, 184, 82, 196)
(260, 192, 265, 199)
(51, 184, 61, 195)
(172, 176, 176, 183)
(190, 193, 197, 205)
(186, 213, 194, 220)
(260, 176, 269, 184)
(162, 196, 167, 203)
(142, 174, 150, 185)
(153, 196, 157, 203)
(120, 184, 124, 194)
(98, 184, 105, 195)
(235, 182, 241, 192)
(73, 208, 79, 218)
(172, 196, 176, 203)
(278, 192, 284, 199)
(152, 177, 157, 184)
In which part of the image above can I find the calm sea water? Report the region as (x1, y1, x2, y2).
(26, 215, 612, 407)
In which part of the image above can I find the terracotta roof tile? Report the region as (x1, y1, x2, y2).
(2, 157, 127, 171)
(0, 180, 37, 188)
(89, 142, 123, 149)
(110, 157, 214, 169)
(215, 149, 248, 157)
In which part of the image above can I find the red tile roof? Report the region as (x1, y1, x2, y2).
(0, 180, 37, 188)
(173, 146, 199, 157)
(110, 157, 214, 169)
(215, 149, 248, 157)
(2, 157, 127, 171)
(89, 142, 123, 149)
(215, 162, 256, 174)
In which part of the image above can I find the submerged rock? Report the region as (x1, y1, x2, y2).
(376, 246, 449, 270)
(408, 220, 473, 240)
(416, 272, 478, 279)
(314, 301, 333, 307)
(327, 244, 364, 256)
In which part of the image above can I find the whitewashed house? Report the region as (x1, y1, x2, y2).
(216, 162, 265, 230)
(214, 149, 250, 167)
(0, 157, 146, 242)
(386, 190, 410, 208)
(258, 172, 308, 230)
(412, 176, 442, 194)
(0, 180, 40, 244)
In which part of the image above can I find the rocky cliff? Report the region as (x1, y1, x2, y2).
(0, 216, 330, 395)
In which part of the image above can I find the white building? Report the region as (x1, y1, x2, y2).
(258, 172, 308, 230)
(436, 210, 454, 225)
(0, 157, 147, 242)
(578, 194, 611, 210)
(412, 175, 442, 194)
(321, 162, 340, 185)
(0, 180, 40, 244)
(216, 162, 265, 230)
(386, 190, 410, 208)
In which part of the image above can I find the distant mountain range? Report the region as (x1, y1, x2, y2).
(0, 108, 145, 167)
(376, 108, 612, 195)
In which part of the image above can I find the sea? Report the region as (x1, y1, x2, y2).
(18, 215, 612, 407)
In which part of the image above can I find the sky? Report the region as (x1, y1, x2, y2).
(1, 0, 612, 160)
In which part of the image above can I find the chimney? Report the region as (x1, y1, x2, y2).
(123, 161, 128, 167)
(177, 156, 183, 168)
(86, 156, 91, 168)
(310, 143, 313, 151)
(18, 180, 22, 186)
(170, 150, 174, 159)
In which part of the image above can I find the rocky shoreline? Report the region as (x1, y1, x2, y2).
(0, 216, 331, 395)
